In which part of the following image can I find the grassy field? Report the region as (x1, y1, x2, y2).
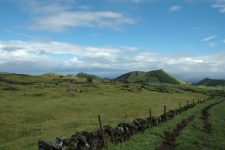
(107, 98, 225, 150)
(0, 73, 215, 150)
(176, 98, 225, 150)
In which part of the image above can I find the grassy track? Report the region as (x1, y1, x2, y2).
(176, 99, 225, 150)
(158, 115, 195, 150)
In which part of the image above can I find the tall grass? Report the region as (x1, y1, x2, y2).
(0, 76, 207, 150)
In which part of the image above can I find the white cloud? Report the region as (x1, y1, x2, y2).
(201, 35, 217, 47)
(0, 40, 225, 79)
(18, 0, 135, 31)
(31, 11, 135, 32)
(201, 35, 217, 42)
(169, 5, 182, 12)
(19, 0, 75, 15)
(212, 0, 225, 13)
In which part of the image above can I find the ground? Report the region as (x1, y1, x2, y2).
(0, 73, 222, 150)
(107, 98, 225, 150)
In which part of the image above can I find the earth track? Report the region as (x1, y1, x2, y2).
(158, 100, 224, 150)
(201, 100, 224, 134)
(157, 115, 194, 150)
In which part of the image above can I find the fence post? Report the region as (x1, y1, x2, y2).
(124, 113, 127, 119)
(164, 105, 167, 122)
(149, 108, 152, 120)
(186, 100, 189, 106)
(98, 115, 106, 147)
(193, 99, 195, 105)
(179, 101, 181, 110)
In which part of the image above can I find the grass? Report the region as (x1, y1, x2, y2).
(106, 99, 217, 150)
(197, 78, 225, 86)
(176, 98, 225, 150)
(114, 69, 180, 84)
(208, 100, 225, 149)
(0, 73, 213, 150)
(175, 105, 209, 150)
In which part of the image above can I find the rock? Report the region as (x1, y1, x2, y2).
(67, 86, 76, 96)
(38, 98, 197, 150)
(71, 133, 90, 150)
(38, 136, 65, 150)
(80, 131, 102, 150)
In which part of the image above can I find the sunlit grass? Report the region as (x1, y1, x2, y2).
(0, 75, 208, 150)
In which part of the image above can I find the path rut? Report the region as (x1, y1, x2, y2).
(158, 100, 224, 150)
(201, 100, 224, 134)
(157, 116, 194, 150)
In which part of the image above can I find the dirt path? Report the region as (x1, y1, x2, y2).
(201, 100, 224, 134)
(158, 100, 224, 150)
(157, 115, 194, 150)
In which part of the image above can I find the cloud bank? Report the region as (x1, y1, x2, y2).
(0, 40, 225, 80)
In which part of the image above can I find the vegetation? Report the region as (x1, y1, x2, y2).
(197, 78, 225, 87)
(0, 72, 223, 150)
(76, 72, 98, 79)
(107, 98, 225, 150)
(114, 69, 180, 84)
(175, 99, 225, 150)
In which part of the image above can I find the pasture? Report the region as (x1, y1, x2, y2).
(0, 73, 216, 150)
(107, 98, 225, 150)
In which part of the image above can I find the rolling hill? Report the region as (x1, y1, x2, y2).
(197, 78, 225, 86)
(114, 69, 180, 84)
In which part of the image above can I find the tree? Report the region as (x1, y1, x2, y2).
(87, 77, 93, 84)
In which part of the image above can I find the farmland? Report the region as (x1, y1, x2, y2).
(107, 98, 225, 150)
(0, 73, 223, 150)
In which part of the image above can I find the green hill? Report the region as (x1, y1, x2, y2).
(197, 78, 225, 86)
(76, 72, 99, 79)
(76, 72, 110, 83)
(114, 69, 180, 84)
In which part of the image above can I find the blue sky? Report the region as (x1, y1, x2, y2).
(0, 0, 225, 81)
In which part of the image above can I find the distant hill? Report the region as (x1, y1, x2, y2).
(114, 69, 180, 84)
(76, 72, 110, 82)
(42, 72, 64, 78)
(76, 72, 99, 79)
(0, 72, 109, 85)
(197, 78, 225, 86)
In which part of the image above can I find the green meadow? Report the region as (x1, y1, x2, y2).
(0, 73, 221, 150)
(106, 98, 225, 150)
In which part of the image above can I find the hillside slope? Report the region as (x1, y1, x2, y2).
(197, 78, 225, 86)
(114, 69, 180, 84)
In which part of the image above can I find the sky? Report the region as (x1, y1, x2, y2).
(0, 0, 225, 81)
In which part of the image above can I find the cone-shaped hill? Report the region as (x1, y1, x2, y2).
(114, 69, 180, 84)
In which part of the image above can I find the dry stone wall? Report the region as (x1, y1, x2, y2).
(38, 98, 209, 150)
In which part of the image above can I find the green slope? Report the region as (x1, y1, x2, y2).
(197, 78, 225, 86)
(114, 69, 180, 84)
